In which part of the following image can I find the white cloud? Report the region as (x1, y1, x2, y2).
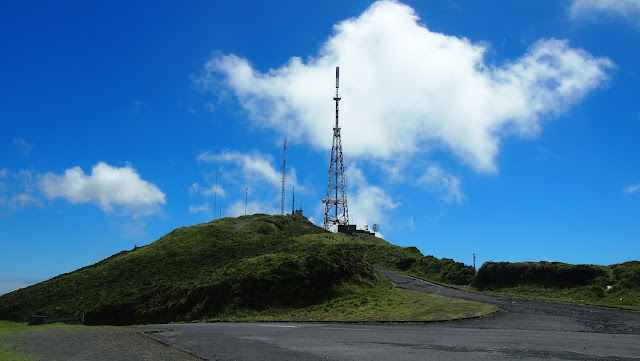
(10, 193, 42, 209)
(418, 166, 465, 203)
(40, 162, 166, 217)
(197, 150, 302, 218)
(0, 169, 7, 199)
(199, 151, 281, 186)
(345, 165, 400, 230)
(0, 170, 42, 210)
(190, 182, 226, 197)
(198, 150, 303, 191)
(199, 0, 613, 173)
(624, 184, 640, 194)
(13, 138, 34, 155)
(189, 202, 211, 214)
(570, 0, 640, 21)
(227, 200, 279, 217)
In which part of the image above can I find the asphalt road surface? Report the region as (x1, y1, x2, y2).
(144, 270, 640, 360)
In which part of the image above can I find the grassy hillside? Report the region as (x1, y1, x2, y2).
(472, 261, 640, 310)
(0, 214, 495, 325)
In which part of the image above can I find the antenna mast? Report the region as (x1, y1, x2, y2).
(323, 66, 349, 230)
(213, 175, 217, 220)
(281, 138, 287, 215)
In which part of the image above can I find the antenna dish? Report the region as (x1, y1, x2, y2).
(373, 224, 380, 233)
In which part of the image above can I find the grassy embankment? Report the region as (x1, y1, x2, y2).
(0, 214, 495, 325)
(471, 261, 640, 310)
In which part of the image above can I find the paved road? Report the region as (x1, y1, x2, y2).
(144, 270, 640, 360)
(378, 268, 640, 335)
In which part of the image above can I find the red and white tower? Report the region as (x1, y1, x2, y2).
(323, 67, 349, 231)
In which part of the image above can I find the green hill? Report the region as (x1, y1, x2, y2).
(0, 214, 494, 325)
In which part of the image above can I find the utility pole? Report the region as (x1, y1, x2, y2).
(473, 253, 476, 270)
(245, 187, 248, 215)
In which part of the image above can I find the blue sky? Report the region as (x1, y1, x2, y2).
(1, 0, 639, 294)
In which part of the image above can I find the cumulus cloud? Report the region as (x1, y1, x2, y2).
(189, 203, 211, 214)
(227, 200, 279, 217)
(624, 184, 640, 194)
(40, 162, 166, 217)
(344, 165, 400, 230)
(13, 138, 34, 155)
(0, 169, 7, 199)
(190, 182, 225, 197)
(198, 150, 302, 190)
(418, 166, 465, 203)
(570, 0, 640, 21)
(198, 0, 613, 173)
(197, 150, 305, 217)
(0, 170, 42, 210)
(9, 193, 42, 209)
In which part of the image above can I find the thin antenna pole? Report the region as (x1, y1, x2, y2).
(245, 187, 248, 215)
(214, 175, 217, 220)
(281, 138, 287, 215)
(292, 186, 295, 215)
(220, 203, 222, 219)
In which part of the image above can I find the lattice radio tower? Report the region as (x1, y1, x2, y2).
(281, 138, 286, 215)
(323, 67, 349, 231)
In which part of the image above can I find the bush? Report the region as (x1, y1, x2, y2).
(472, 261, 608, 290)
(408, 256, 476, 285)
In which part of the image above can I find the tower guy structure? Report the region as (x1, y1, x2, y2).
(323, 67, 349, 231)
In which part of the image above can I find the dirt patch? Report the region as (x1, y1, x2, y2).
(233, 221, 251, 229)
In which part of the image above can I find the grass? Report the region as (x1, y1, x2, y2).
(209, 282, 497, 322)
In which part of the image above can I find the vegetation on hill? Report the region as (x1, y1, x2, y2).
(472, 261, 640, 310)
(407, 256, 476, 285)
(0, 214, 495, 325)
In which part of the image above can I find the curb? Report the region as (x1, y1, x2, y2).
(138, 329, 207, 360)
